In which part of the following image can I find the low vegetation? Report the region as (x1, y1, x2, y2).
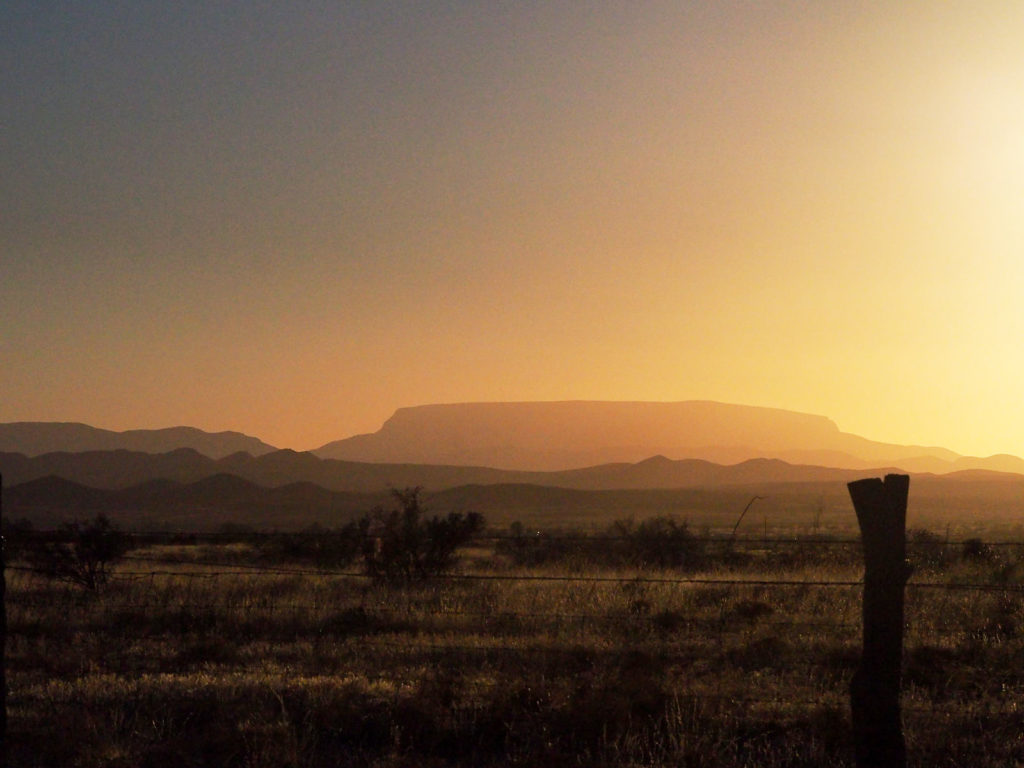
(20, 514, 129, 590)
(5, 506, 1024, 767)
(360, 487, 484, 581)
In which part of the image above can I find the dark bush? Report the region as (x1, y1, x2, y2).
(257, 522, 362, 568)
(360, 487, 483, 581)
(497, 516, 704, 571)
(212, 521, 256, 539)
(908, 528, 952, 570)
(26, 515, 130, 590)
(496, 523, 588, 567)
(962, 538, 992, 561)
(610, 516, 704, 569)
(1, 516, 36, 561)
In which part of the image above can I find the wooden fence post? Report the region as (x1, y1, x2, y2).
(847, 473, 911, 768)
(1, 472, 6, 765)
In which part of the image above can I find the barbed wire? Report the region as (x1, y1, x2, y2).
(1, 592, 859, 626)
(7, 556, 1024, 593)
(5, 596, 1010, 644)
(12, 528, 1024, 546)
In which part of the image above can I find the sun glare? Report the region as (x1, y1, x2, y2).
(950, 75, 1024, 212)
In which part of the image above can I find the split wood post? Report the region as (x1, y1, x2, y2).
(847, 473, 911, 768)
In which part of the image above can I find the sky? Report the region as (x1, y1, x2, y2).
(3, 1, 1024, 457)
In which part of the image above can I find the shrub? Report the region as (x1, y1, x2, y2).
(1, 516, 36, 561)
(360, 487, 483, 581)
(26, 515, 130, 590)
(497, 516, 704, 571)
(257, 522, 362, 568)
(498, 521, 881, 573)
(962, 538, 992, 562)
(496, 523, 586, 567)
(908, 528, 952, 570)
(610, 516, 704, 569)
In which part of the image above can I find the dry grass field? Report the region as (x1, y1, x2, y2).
(6, 523, 1024, 767)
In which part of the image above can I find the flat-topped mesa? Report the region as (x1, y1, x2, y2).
(315, 401, 844, 470)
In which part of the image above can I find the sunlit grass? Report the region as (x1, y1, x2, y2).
(7, 532, 1024, 767)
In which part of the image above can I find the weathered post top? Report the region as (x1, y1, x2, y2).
(848, 474, 910, 576)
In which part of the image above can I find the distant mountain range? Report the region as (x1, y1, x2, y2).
(3, 400, 1023, 477)
(314, 401, 1024, 475)
(7, 459, 1023, 532)
(4, 402, 1023, 532)
(0, 422, 277, 459)
(0, 448, 920, 495)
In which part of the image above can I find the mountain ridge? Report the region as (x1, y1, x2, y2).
(312, 400, 1015, 473)
(0, 422, 277, 459)
(3, 401, 1022, 475)
(4, 447, 1022, 499)
(8, 461, 1024, 532)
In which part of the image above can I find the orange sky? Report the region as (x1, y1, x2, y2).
(3, 1, 1023, 457)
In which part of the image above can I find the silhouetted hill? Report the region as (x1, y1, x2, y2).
(0, 448, 909, 494)
(0, 422, 277, 459)
(313, 400, 998, 472)
(548, 455, 904, 489)
(4, 473, 383, 530)
(947, 454, 1024, 474)
(0, 449, 221, 488)
(10, 469, 1024, 533)
(6, 475, 113, 510)
(0, 449, 520, 493)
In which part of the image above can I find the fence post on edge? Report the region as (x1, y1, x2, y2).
(1, 471, 6, 765)
(847, 473, 911, 768)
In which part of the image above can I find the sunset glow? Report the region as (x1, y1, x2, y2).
(3, 1, 1024, 457)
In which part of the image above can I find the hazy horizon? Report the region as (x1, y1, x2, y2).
(5, 2, 1023, 457)
(2, 397, 1017, 462)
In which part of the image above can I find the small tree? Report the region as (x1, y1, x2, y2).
(611, 516, 704, 570)
(28, 515, 129, 590)
(361, 487, 483, 581)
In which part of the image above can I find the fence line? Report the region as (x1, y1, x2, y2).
(2, 592, 861, 625)
(2, 595, 1005, 641)
(7, 558, 1024, 593)
(14, 528, 1024, 547)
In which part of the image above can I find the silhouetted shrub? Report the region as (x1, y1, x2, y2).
(1, 516, 36, 561)
(908, 528, 952, 570)
(258, 522, 362, 568)
(213, 521, 257, 539)
(26, 515, 129, 590)
(497, 516, 704, 571)
(962, 538, 992, 561)
(360, 487, 484, 581)
(496, 523, 588, 567)
(610, 516, 704, 569)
